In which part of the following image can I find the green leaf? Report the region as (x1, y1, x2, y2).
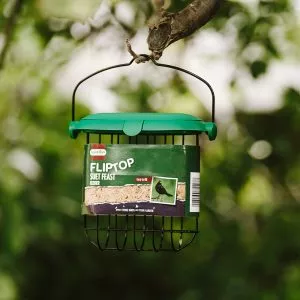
(250, 60, 268, 78)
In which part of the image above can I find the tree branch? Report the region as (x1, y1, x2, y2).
(147, 0, 221, 59)
(0, 0, 23, 69)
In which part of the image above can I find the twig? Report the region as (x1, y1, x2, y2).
(0, 0, 24, 69)
(125, 39, 138, 59)
(125, 39, 151, 64)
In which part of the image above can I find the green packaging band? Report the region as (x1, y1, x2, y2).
(82, 144, 200, 217)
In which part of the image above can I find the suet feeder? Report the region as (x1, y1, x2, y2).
(69, 56, 217, 251)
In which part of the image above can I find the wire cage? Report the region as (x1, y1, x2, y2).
(69, 56, 217, 252)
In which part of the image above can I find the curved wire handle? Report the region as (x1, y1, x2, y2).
(72, 55, 215, 122)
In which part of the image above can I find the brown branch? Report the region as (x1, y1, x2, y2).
(147, 0, 221, 59)
(0, 0, 23, 69)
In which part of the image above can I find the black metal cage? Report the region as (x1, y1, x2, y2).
(83, 133, 200, 251)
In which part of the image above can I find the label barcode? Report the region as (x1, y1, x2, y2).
(190, 172, 200, 213)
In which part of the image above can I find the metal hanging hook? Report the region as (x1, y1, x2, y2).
(72, 55, 216, 123)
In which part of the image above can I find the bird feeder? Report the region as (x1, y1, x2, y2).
(69, 56, 217, 251)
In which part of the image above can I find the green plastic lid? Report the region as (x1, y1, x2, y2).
(69, 113, 217, 141)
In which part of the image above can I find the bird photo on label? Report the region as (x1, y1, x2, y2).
(155, 180, 173, 197)
(151, 177, 177, 205)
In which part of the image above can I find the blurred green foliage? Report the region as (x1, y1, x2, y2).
(0, 0, 300, 299)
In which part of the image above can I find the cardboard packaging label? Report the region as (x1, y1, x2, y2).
(83, 144, 200, 216)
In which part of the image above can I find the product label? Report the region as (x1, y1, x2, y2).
(83, 144, 200, 216)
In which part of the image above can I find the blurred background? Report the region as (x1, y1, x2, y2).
(0, 0, 300, 299)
